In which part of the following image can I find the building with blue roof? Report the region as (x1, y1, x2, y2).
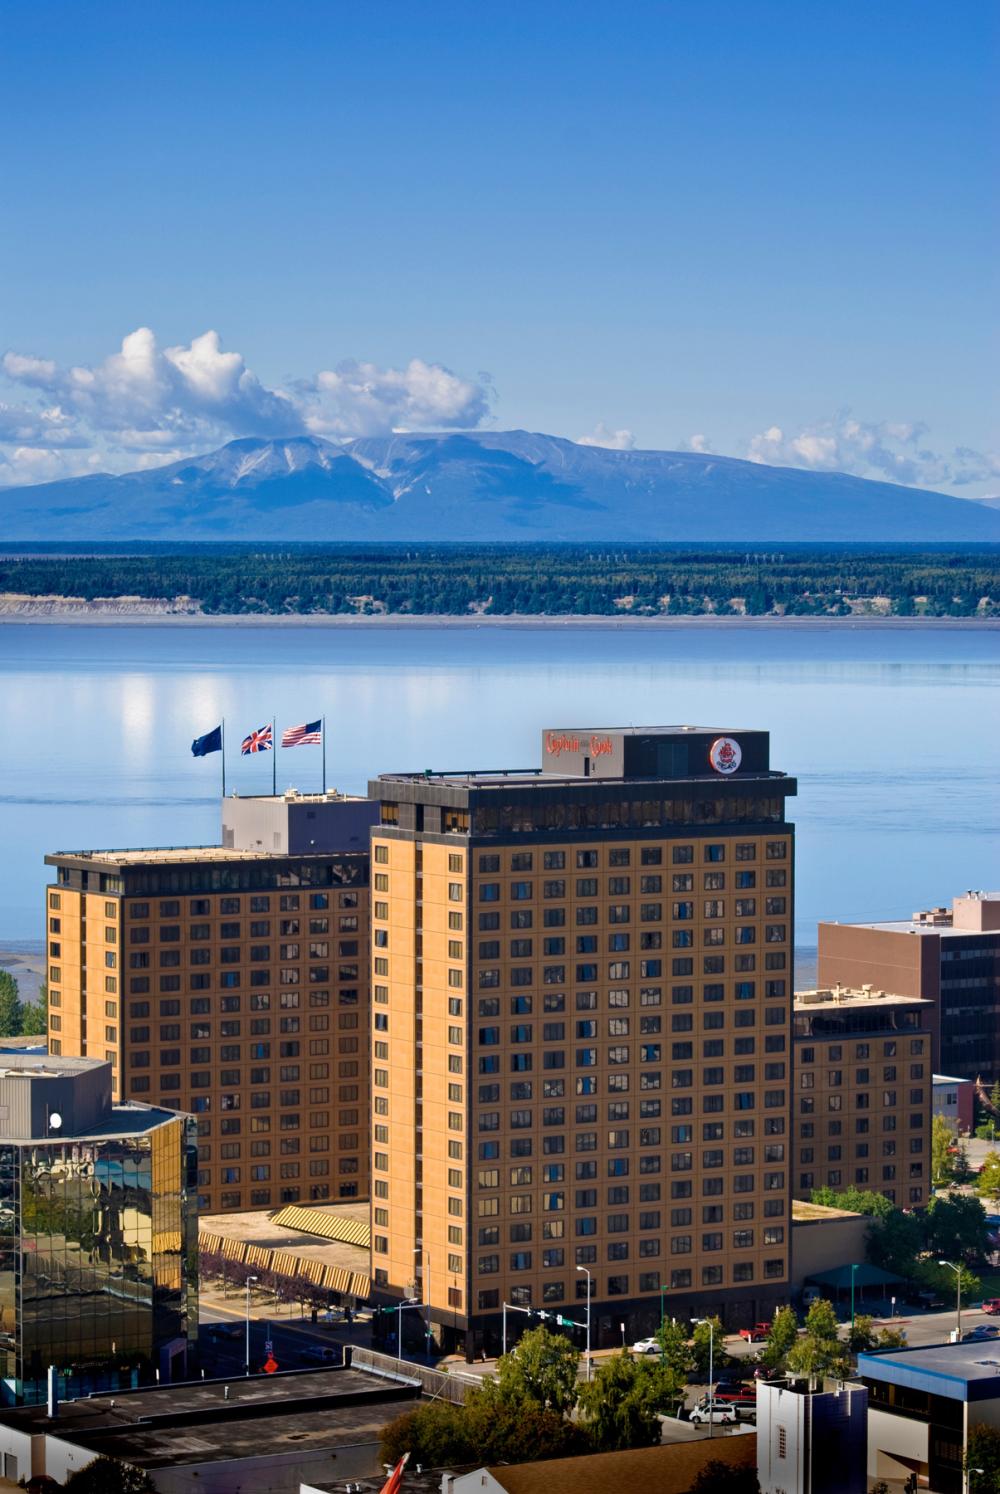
(858, 1341, 1000, 1493)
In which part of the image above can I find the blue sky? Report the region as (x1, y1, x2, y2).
(0, 0, 995, 493)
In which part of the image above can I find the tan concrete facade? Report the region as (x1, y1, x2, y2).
(368, 727, 797, 1352)
(793, 988, 932, 1208)
(46, 845, 370, 1216)
(818, 898, 1000, 1083)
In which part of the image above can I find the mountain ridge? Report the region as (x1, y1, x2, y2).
(2, 430, 999, 542)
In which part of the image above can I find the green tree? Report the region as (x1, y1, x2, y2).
(0, 971, 23, 1038)
(687, 1320, 726, 1374)
(690, 1316, 725, 1379)
(578, 1350, 680, 1451)
(464, 1381, 585, 1462)
(978, 1152, 1000, 1205)
(925, 1192, 990, 1264)
(656, 1316, 693, 1380)
(932, 1114, 959, 1187)
(685, 1462, 760, 1493)
(847, 1314, 878, 1354)
(64, 1457, 156, 1493)
(867, 1207, 925, 1275)
(875, 1325, 908, 1350)
(812, 1185, 893, 1219)
(496, 1324, 580, 1414)
(758, 1306, 799, 1373)
(914, 1257, 981, 1305)
(966, 1423, 1000, 1489)
(20, 979, 47, 1037)
(380, 1401, 472, 1466)
(786, 1299, 849, 1385)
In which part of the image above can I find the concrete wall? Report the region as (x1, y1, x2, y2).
(790, 1213, 870, 1292)
(43, 1432, 383, 1494)
(867, 1406, 929, 1483)
(0, 1423, 41, 1485)
(222, 795, 377, 854)
(934, 1077, 975, 1135)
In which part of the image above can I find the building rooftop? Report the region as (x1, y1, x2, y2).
(825, 890, 1000, 938)
(792, 1199, 864, 1222)
(0, 1367, 420, 1463)
(0, 1051, 101, 1079)
(47, 842, 368, 866)
(858, 1341, 1000, 1400)
(452, 1436, 758, 1494)
(794, 985, 933, 1011)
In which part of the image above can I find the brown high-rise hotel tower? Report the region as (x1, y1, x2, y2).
(45, 792, 376, 1216)
(369, 726, 796, 1354)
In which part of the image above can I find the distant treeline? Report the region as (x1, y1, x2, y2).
(1, 545, 999, 617)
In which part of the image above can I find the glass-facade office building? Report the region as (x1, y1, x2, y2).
(0, 1054, 196, 1404)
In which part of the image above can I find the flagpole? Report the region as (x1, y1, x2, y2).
(272, 717, 277, 797)
(222, 718, 226, 798)
(322, 716, 327, 796)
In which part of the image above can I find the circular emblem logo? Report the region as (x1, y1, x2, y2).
(709, 736, 742, 775)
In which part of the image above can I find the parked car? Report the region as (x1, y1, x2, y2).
(689, 1403, 737, 1426)
(982, 1298, 1000, 1316)
(715, 1372, 754, 1390)
(301, 1345, 340, 1364)
(963, 1325, 1000, 1342)
(905, 1289, 946, 1311)
(204, 1322, 243, 1342)
(713, 1388, 757, 1420)
(738, 1322, 772, 1343)
(631, 1337, 661, 1355)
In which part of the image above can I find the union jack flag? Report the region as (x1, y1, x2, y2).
(241, 723, 273, 755)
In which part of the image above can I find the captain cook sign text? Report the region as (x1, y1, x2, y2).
(545, 732, 613, 758)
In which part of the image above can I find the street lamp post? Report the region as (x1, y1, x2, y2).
(939, 1259, 963, 1342)
(659, 1285, 669, 1365)
(576, 1266, 592, 1381)
(694, 1317, 715, 1439)
(415, 1247, 432, 1356)
(244, 1275, 258, 1376)
(850, 1263, 859, 1333)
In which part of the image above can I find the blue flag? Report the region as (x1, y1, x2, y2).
(192, 724, 223, 757)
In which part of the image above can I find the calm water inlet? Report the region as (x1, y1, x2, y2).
(0, 622, 997, 949)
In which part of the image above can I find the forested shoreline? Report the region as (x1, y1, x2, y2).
(1, 545, 998, 618)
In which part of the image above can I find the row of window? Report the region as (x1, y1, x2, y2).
(471, 1257, 787, 1308)
(472, 843, 789, 873)
(200, 1183, 359, 1209)
(124, 893, 352, 917)
(475, 982, 787, 1017)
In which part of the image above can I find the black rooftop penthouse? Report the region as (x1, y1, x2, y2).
(371, 725, 795, 841)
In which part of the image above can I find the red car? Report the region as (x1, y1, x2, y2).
(738, 1322, 772, 1343)
(983, 1299, 1000, 1316)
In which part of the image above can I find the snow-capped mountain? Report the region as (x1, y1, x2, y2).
(2, 431, 999, 541)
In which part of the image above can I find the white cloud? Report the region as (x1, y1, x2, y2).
(746, 412, 1000, 489)
(0, 328, 494, 484)
(0, 445, 106, 485)
(578, 422, 635, 450)
(680, 433, 713, 454)
(301, 357, 491, 438)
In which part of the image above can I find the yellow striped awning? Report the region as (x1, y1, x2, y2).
(271, 1206, 371, 1248)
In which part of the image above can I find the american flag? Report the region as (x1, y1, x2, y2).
(282, 719, 322, 748)
(241, 723, 273, 755)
